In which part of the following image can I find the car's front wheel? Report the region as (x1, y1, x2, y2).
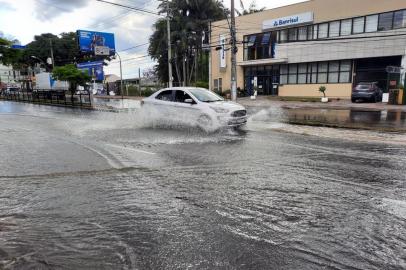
(197, 114, 214, 132)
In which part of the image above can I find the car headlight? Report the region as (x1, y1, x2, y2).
(210, 107, 229, 113)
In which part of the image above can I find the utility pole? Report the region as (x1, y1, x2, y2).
(138, 67, 141, 95)
(49, 39, 55, 69)
(230, 0, 237, 101)
(208, 21, 212, 91)
(167, 0, 173, 87)
(115, 52, 123, 99)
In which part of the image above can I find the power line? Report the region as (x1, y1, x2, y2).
(95, 0, 161, 16)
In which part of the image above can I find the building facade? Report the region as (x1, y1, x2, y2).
(210, 0, 406, 98)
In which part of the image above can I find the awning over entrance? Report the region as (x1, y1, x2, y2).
(238, 58, 288, 67)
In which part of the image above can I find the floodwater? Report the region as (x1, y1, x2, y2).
(0, 101, 406, 270)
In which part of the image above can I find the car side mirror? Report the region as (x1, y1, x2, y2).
(184, 98, 194, 104)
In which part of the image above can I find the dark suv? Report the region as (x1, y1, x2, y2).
(351, 82, 383, 103)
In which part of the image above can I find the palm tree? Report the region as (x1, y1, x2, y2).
(236, 0, 265, 16)
(149, 0, 227, 85)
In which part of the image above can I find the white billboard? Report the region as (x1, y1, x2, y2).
(219, 34, 227, 69)
(263, 12, 314, 30)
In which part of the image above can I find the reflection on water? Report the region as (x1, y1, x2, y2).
(287, 109, 406, 131)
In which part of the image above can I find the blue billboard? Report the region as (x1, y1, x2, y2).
(77, 30, 115, 56)
(77, 61, 104, 81)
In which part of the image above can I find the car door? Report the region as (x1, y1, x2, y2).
(147, 90, 175, 121)
(172, 90, 201, 124)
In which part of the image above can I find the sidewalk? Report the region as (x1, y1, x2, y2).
(238, 96, 406, 112)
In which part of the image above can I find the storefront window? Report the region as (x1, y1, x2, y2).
(280, 65, 288, 84)
(339, 60, 352, 83)
(340, 19, 352, 36)
(378, 12, 394, 31)
(329, 21, 340, 37)
(353, 17, 365, 34)
(394, 10, 406, 29)
(317, 62, 328, 83)
(318, 23, 328, 38)
(288, 64, 298, 84)
(365, 15, 378, 32)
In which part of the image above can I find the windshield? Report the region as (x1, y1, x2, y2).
(189, 88, 224, 102)
(355, 84, 372, 90)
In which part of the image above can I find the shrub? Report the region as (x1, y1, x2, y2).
(194, 81, 209, 89)
(319, 85, 327, 97)
(141, 87, 154, 97)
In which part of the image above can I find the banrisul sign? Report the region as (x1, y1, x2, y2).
(263, 12, 313, 30)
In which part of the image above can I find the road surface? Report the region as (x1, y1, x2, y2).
(0, 101, 405, 270)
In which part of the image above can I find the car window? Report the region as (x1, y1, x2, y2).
(174, 90, 194, 103)
(155, 90, 173, 101)
(189, 88, 223, 102)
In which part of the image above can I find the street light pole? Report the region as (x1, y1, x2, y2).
(230, 0, 237, 101)
(115, 52, 123, 99)
(167, 0, 173, 87)
(49, 39, 55, 69)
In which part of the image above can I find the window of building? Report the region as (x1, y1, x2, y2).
(313, 24, 318, 39)
(244, 32, 274, 61)
(280, 29, 288, 43)
(340, 19, 352, 36)
(307, 25, 313, 40)
(288, 64, 298, 84)
(365, 15, 378, 32)
(328, 61, 339, 83)
(339, 60, 352, 83)
(288, 28, 298, 41)
(218, 78, 223, 92)
(317, 62, 328, 83)
(298, 63, 307, 83)
(213, 79, 218, 91)
(394, 10, 406, 29)
(353, 17, 365, 34)
(280, 65, 288, 84)
(378, 12, 394, 31)
(329, 21, 340, 37)
(318, 23, 328, 38)
(298, 26, 307, 41)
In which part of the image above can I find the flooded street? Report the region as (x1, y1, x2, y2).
(1, 101, 406, 270)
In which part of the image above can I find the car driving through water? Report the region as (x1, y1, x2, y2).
(141, 87, 247, 131)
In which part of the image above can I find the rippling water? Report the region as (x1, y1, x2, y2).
(1, 101, 406, 269)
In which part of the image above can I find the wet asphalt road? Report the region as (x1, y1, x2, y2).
(0, 101, 406, 270)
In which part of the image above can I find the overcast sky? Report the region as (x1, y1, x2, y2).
(0, 0, 306, 78)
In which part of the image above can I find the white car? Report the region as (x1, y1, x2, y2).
(141, 87, 247, 131)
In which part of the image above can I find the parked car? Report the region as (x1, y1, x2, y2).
(141, 87, 248, 131)
(351, 82, 383, 103)
(4, 87, 20, 95)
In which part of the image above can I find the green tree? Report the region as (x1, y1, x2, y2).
(52, 64, 91, 101)
(149, 0, 227, 84)
(0, 37, 23, 68)
(21, 32, 112, 71)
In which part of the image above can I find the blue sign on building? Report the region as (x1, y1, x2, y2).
(77, 61, 104, 81)
(76, 30, 116, 56)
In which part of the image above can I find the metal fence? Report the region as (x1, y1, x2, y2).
(0, 90, 92, 108)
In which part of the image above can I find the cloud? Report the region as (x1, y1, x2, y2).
(0, 1, 15, 11)
(33, 0, 89, 20)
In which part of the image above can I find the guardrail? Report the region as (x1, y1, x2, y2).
(0, 89, 92, 108)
